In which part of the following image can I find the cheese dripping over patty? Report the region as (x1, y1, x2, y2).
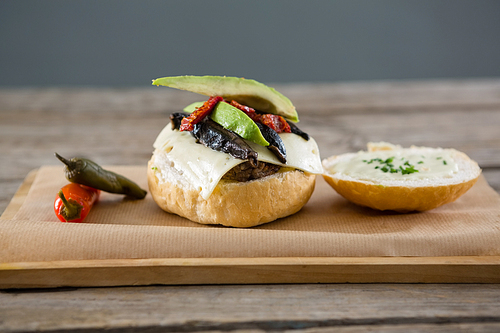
(151, 124, 323, 199)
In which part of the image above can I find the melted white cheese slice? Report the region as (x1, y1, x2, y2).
(152, 124, 322, 199)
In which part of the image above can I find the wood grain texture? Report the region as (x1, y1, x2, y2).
(0, 169, 36, 221)
(1, 79, 500, 332)
(1, 256, 500, 289)
(1, 284, 500, 332)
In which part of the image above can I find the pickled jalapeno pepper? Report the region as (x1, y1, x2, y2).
(55, 153, 147, 199)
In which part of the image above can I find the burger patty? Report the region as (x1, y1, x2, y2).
(222, 161, 281, 182)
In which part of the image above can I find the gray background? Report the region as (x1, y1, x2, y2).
(1, 0, 499, 87)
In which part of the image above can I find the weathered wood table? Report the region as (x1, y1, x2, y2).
(1, 79, 499, 332)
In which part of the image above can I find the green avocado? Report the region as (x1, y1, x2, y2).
(152, 75, 298, 122)
(183, 101, 204, 113)
(183, 101, 269, 146)
(210, 102, 269, 147)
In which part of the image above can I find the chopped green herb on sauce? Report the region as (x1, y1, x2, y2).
(362, 156, 419, 175)
(330, 149, 459, 182)
(401, 165, 418, 175)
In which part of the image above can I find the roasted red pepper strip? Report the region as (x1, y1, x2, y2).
(259, 114, 292, 133)
(54, 183, 100, 222)
(180, 96, 224, 131)
(229, 100, 260, 121)
(229, 100, 291, 133)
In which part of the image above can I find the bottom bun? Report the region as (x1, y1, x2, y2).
(147, 157, 316, 228)
(322, 143, 481, 212)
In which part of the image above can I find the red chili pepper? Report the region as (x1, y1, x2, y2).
(180, 96, 224, 131)
(229, 100, 291, 133)
(54, 183, 100, 222)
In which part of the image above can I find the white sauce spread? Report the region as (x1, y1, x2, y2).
(328, 149, 459, 182)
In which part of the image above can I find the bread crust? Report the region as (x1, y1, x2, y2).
(148, 158, 316, 227)
(322, 144, 481, 212)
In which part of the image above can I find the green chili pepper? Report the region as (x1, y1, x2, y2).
(55, 153, 147, 199)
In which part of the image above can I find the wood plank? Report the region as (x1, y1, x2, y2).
(284, 79, 500, 112)
(0, 169, 36, 220)
(2, 79, 500, 113)
(288, 324, 500, 333)
(1, 256, 499, 288)
(1, 284, 500, 332)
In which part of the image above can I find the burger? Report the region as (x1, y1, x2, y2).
(147, 75, 322, 227)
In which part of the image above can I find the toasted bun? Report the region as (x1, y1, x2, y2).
(147, 153, 316, 228)
(322, 142, 481, 212)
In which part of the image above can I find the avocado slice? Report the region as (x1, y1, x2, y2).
(183, 100, 270, 147)
(210, 102, 269, 147)
(183, 101, 204, 113)
(152, 75, 299, 122)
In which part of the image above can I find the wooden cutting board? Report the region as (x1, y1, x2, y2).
(1, 169, 499, 288)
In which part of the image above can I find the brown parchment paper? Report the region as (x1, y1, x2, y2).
(1, 166, 499, 263)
